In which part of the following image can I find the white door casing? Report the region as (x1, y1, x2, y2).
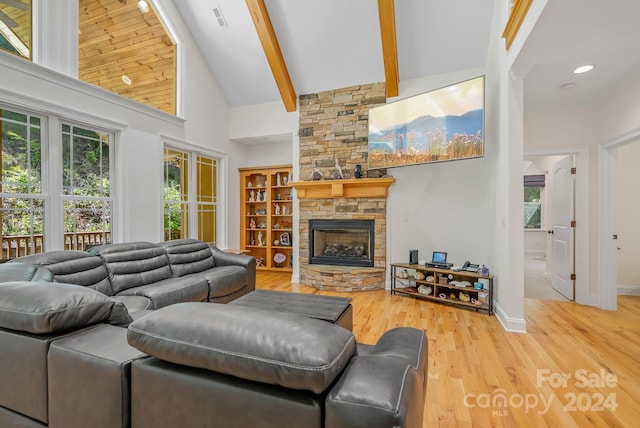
(550, 156, 575, 300)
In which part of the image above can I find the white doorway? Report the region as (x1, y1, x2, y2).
(523, 155, 574, 301)
(524, 146, 589, 305)
(599, 132, 640, 310)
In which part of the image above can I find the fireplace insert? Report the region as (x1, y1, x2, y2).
(309, 219, 374, 267)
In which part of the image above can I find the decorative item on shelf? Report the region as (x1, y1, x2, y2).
(247, 181, 252, 188)
(438, 293, 447, 299)
(481, 264, 490, 276)
(256, 208, 266, 215)
(249, 217, 256, 229)
(399, 269, 409, 279)
(273, 222, 280, 229)
(257, 221, 267, 229)
(277, 173, 282, 187)
(406, 287, 418, 293)
(413, 271, 425, 280)
(449, 291, 457, 299)
(354, 164, 362, 179)
(473, 282, 483, 290)
(249, 190, 255, 202)
(256, 257, 265, 267)
(273, 240, 279, 246)
(409, 249, 418, 264)
(250, 231, 255, 245)
(288, 172, 293, 183)
(332, 158, 344, 179)
(438, 276, 449, 285)
(273, 252, 287, 267)
(282, 205, 288, 215)
(426, 275, 434, 282)
(418, 285, 432, 295)
(273, 203, 280, 215)
(312, 168, 322, 180)
(257, 231, 264, 246)
(279, 232, 290, 246)
(459, 292, 471, 302)
(282, 175, 288, 185)
(418, 259, 427, 266)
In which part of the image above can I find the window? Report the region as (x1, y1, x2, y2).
(0, 0, 32, 60)
(524, 174, 545, 229)
(62, 123, 112, 250)
(0, 107, 43, 259)
(1, 105, 116, 260)
(163, 147, 219, 246)
(78, 0, 177, 114)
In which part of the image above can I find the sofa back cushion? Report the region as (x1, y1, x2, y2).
(0, 281, 131, 334)
(89, 242, 172, 294)
(0, 262, 53, 283)
(128, 302, 357, 394)
(157, 239, 215, 277)
(13, 251, 113, 295)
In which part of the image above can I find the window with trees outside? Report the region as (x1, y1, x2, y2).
(163, 147, 218, 246)
(1, 108, 43, 259)
(524, 174, 544, 229)
(1, 105, 114, 260)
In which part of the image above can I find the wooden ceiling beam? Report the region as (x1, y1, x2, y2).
(246, 0, 297, 112)
(377, 0, 398, 98)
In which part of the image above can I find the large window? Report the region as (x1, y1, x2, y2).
(524, 174, 545, 229)
(78, 0, 176, 114)
(1, 105, 114, 260)
(0, 108, 43, 259)
(62, 123, 112, 250)
(163, 147, 218, 246)
(0, 0, 31, 60)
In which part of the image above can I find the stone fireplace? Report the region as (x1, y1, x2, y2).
(291, 82, 392, 292)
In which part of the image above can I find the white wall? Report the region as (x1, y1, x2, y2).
(242, 141, 294, 167)
(616, 142, 640, 286)
(0, 0, 247, 249)
(386, 68, 493, 270)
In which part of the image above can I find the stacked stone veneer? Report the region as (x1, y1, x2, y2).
(297, 83, 389, 292)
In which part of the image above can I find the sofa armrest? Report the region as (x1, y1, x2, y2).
(325, 327, 428, 428)
(209, 247, 256, 292)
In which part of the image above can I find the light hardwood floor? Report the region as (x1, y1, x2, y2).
(257, 272, 640, 427)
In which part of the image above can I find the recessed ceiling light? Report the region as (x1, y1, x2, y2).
(121, 75, 132, 85)
(573, 65, 594, 74)
(560, 82, 577, 90)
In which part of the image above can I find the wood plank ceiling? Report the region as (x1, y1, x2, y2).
(78, 0, 176, 115)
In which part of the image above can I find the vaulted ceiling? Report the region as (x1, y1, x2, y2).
(174, 0, 640, 116)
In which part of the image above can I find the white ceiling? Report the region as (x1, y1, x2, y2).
(174, 0, 640, 115)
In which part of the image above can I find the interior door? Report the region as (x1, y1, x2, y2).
(550, 156, 575, 300)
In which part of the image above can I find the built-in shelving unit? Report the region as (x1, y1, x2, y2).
(239, 165, 293, 272)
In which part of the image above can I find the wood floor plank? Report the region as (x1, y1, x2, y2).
(255, 272, 640, 427)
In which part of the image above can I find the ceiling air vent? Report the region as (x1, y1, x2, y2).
(212, 6, 227, 28)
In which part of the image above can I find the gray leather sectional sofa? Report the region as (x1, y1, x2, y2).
(0, 239, 428, 428)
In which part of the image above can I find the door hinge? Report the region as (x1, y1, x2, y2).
(571, 167, 576, 174)
(571, 220, 576, 227)
(571, 273, 576, 281)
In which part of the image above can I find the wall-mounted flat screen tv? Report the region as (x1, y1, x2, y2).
(368, 75, 484, 169)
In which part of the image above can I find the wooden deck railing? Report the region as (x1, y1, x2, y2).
(1, 232, 111, 260)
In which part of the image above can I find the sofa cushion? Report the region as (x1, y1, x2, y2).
(89, 242, 173, 294)
(13, 251, 113, 295)
(0, 281, 132, 334)
(116, 276, 208, 309)
(127, 302, 357, 394)
(0, 262, 53, 283)
(197, 265, 248, 299)
(157, 239, 216, 277)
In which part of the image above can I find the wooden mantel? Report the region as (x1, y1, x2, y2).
(288, 177, 395, 199)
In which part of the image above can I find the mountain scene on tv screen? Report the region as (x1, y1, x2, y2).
(368, 109, 483, 168)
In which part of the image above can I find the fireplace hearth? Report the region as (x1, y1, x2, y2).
(309, 219, 374, 268)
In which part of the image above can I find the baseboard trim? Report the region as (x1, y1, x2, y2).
(494, 302, 527, 333)
(617, 285, 640, 296)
